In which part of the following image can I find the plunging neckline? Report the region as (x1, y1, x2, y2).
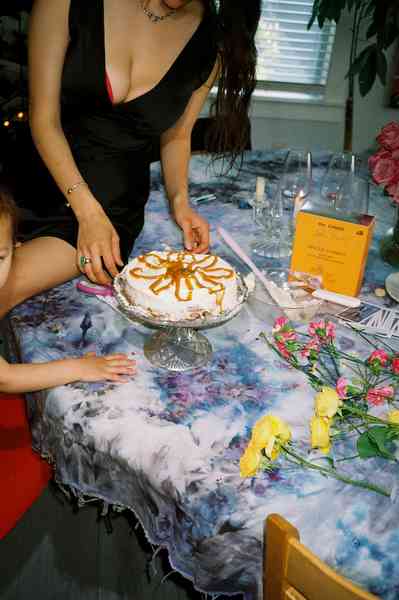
(101, 0, 206, 108)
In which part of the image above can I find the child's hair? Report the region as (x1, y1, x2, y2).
(0, 180, 18, 241)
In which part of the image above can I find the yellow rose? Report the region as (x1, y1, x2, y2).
(310, 416, 331, 454)
(251, 415, 291, 459)
(388, 410, 399, 424)
(314, 387, 342, 418)
(240, 443, 261, 477)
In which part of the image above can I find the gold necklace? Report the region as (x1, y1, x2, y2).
(140, 0, 176, 23)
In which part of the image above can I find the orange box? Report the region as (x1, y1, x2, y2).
(290, 208, 375, 297)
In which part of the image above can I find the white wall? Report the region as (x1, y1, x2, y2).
(203, 12, 398, 153)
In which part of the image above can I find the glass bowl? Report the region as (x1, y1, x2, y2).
(248, 268, 324, 325)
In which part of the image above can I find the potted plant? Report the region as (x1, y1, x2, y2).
(308, 1, 399, 151)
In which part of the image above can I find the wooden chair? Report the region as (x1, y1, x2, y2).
(264, 514, 378, 600)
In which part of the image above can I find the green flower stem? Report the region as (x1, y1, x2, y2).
(315, 355, 337, 385)
(355, 328, 397, 354)
(343, 404, 398, 427)
(375, 374, 397, 387)
(281, 446, 390, 498)
(313, 366, 335, 387)
(336, 454, 360, 462)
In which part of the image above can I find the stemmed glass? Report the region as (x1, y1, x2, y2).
(251, 151, 313, 259)
(278, 149, 312, 254)
(251, 182, 292, 259)
(320, 152, 356, 206)
(335, 174, 370, 216)
(279, 149, 313, 208)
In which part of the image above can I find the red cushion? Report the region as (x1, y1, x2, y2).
(0, 394, 52, 539)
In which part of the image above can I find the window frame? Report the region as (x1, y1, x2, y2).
(255, 0, 337, 91)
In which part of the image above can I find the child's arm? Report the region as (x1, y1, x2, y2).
(0, 353, 135, 393)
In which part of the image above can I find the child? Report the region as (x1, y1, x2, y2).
(0, 182, 136, 392)
(0, 182, 135, 539)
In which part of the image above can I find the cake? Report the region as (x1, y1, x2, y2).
(122, 250, 239, 321)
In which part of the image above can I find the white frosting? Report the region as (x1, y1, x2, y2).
(122, 251, 239, 321)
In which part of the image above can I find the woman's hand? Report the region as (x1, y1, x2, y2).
(77, 210, 124, 284)
(173, 205, 210, 254)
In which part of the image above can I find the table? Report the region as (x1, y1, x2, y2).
(8, 152, 399, 599)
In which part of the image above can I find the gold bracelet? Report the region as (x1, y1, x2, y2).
(65, 180, 88, 207)
(67, 180, 87, 195)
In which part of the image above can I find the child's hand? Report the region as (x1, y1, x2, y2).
(78, 352, 136, 383)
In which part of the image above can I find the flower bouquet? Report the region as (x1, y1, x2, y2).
(240, 318, 399, 498)
(369, 121, 399, 265)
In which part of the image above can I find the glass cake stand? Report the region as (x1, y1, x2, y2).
(113, 273, 249, 372)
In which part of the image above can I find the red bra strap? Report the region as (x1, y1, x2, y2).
(105, 71, 114, 104)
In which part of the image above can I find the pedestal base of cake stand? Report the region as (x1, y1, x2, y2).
(144, 327, 212, 372)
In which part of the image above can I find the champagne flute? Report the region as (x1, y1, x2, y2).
(320, 152, 356, 205)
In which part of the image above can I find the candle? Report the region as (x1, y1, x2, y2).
(255, 176, 265, 202)
(293, 190, 305, 222)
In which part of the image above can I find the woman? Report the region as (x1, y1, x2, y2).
(1, 0, 260, 315)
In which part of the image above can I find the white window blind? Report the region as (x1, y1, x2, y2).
(256, 0, 336, 87)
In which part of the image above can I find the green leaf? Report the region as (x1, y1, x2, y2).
(358, 46, 377, 96)
(348, 45, 374, 78)
(357, 427, 398, 460)
(308, 0, 321, 30)
(382, 20, 399, 49)
(363, 0, 377, 18)
(357, 431, 380, 459)
(366, 20, 378, 39)
(317, 13, 326, 29)
(376, 50, 388, 85)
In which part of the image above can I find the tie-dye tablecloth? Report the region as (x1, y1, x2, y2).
(9, 152, 399, 599)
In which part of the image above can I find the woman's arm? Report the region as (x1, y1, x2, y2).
(0, 353, 136, 393)
(159, 60, 219, 254)
(28, 0, 122, 283)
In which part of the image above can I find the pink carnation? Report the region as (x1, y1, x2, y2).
(308, 320, 336, 342)
(308, 320, 324, 336)
(325, 321, 336, 340)
(368, 149, 392, 171)
(392, 357, 399, 375)
(371, 157, 399, 187)
(273, 316, 290, 332)
(277, 341, 291, 360)
(279, 330, 297, 342)
(376, 121, 399, 151)
(300, 338, 320, 359)
(368, 349, 389, 366)
(336, 377, 349, 399)
(366, 386, 394, 406)
(386, 180, 399, 205)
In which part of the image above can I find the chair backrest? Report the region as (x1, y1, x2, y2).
(264, 514, 378, 600)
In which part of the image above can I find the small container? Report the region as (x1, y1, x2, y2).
(248, 268, 323, 325)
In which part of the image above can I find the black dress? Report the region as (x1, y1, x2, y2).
(18, 0, 217, 262)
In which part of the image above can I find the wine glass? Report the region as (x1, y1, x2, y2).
(335, 174, 370, 216)
(279, 149, 313, 210)
(320, 152, 356, 205)
(268, 150, 313, 254)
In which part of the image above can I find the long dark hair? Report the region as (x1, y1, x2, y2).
(204, 0, 261, 169)
(0, 180, 18, 242)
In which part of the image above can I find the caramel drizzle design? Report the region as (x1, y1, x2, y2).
(130, 252, 235, 310)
